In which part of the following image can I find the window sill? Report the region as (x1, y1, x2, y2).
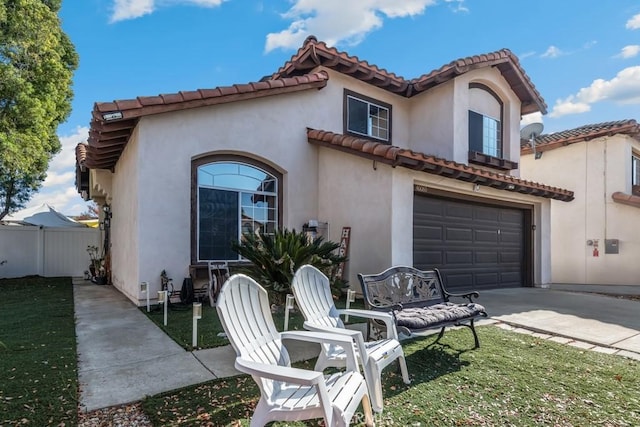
(468, 151, 518, 171)
(345, 131, 391, 145)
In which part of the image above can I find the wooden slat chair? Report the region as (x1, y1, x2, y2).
(216, 274, 374, 427)
(292, 265, 410, 413)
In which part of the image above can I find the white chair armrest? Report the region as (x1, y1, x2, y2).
(337, 308, 399, 340)
(235, 358, 323, 386)
(281, 330, 359, 372)
(302, 322, 362, 339)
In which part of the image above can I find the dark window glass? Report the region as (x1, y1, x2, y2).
(347, 97, 368, 135)
(198, 188, 238, 261)
(469, 111, 484, 153)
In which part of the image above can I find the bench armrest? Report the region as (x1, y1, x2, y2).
(444, 290, 479, 303)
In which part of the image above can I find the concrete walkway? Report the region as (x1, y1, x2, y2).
(74, 281, 640, 412)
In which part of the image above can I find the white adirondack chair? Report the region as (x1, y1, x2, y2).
(292, 265, 411, 413)
(216, 274, 374, 427)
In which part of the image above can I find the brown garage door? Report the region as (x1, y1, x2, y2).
(413, 193, 530, 292)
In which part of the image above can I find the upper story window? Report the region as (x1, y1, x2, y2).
(344, 89, 391, 142)
(193, 158, 280, 262)
(632, 153, 640, 195)
(469, 110, 501, 158)
(467, 83, 517, 170)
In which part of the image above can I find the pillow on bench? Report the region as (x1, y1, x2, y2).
(394, 302, 486, 330)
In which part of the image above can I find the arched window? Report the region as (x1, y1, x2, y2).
(193, 158, 280, 262)
(468, 83, 503, 158)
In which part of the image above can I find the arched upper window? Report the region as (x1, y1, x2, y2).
(193, 158, 280, 262)
(468, 83, 503, 158)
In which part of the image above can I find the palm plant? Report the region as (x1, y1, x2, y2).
(231, 228, 346, 305)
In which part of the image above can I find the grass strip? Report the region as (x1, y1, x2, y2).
(141, 296, 367, 350)
(142, 325, 640, 426)
(0, 276, 78, 426)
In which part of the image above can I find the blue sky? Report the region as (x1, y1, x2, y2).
(33, 0, 640, 215)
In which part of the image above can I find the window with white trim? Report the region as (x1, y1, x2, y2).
(196, 161, 278, 261)
(345, 90, 391, 142)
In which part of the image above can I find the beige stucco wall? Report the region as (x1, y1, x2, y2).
(109, 126, 141, 302)
(521, 135, 640, 286)
(96, 64, 555, 304)
(407, 67, 522, 173)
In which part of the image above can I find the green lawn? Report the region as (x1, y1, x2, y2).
(142, 325, 640, 426)
(141, 296, 367, 350)
(0, 277, 78, 426)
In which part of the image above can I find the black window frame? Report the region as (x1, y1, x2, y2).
(343, 89, 392, 143)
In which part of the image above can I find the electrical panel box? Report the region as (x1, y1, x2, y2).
(605, 239, 619, 254)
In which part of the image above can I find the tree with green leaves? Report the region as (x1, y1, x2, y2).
(0, 0, 78, 219)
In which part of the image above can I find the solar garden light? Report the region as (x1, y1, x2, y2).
(140, 281, 150, 312)
(158, 290, 168, 326)
(192, 302, 202, 348)
(344, 289, 356, 322)
(283, 294, 296, 331)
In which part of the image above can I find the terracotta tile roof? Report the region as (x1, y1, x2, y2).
(75, 143, 87, 168)
(307, 128, 574, 202)
(611, 191, 640, 208)
(272, 36, 546, 115)
(521, 120, 640, 155)
(84, 72, 329, 170)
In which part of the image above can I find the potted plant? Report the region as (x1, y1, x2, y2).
(86, 245, 107, 284)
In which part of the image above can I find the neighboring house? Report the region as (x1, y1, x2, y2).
(76, 36, 573, 305)
(520, 120, 640, 286)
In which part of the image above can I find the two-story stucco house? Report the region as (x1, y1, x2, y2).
(520, 120, 639, 286)
(76, 36, 573, 305)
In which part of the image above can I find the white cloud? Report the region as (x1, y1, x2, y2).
(519, 51, 536, 60)
(616, 45, 640, 59)
(25, 127, 90, 216)
(541, 45, 563, 58)
(265, 0, 438, 53)
(110, 0, 225, 23)
(444, 0, 468, 13)
(626, 13, 640, 30)
(549, 66, 640, 117)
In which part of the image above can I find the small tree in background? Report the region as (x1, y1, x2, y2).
(231, 229, 346, 305)
(0, 0, 78, 219)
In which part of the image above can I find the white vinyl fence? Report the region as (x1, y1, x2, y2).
(0, 225, 102, 279)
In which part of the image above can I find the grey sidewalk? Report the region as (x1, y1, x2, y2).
(74, 281, 640, 412)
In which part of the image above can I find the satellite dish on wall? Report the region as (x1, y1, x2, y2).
(520, 122, 544, 159)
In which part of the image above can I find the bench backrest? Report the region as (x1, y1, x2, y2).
(358, 266, 448, 310)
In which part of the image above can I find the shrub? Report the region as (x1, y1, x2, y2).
(231, 229, 346, 305)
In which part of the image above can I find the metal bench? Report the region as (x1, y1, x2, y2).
(358, 266, 488, 348)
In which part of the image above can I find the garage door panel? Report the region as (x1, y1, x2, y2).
(445, 227, 473, 242)
(475, 229, 498, 243)
(475, 207, 500, 222)
(475, 251, 498, 264)
(413, 194, 526, 292)
(445, 204, 474, 219)
(444, 251, 473, 264)
(414, 250, 443, 265)
(414, 225, 442, 241)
